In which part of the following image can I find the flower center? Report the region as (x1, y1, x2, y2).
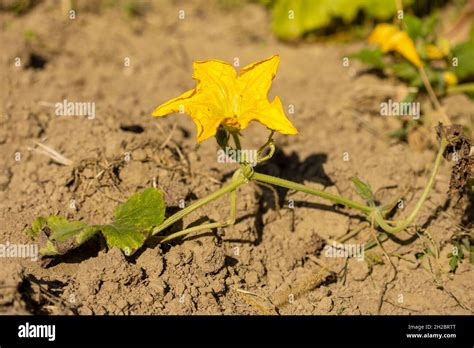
(222, 117, 241, 130)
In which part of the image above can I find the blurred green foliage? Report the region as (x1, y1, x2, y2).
(351, 12, 474, 98)
(262, 0, 414, 40)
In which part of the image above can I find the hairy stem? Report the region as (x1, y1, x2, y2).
(252, 172, 373, 214)
(152, 170, 245, 236)
(157, 170, 240, 242)
(372, 137, 448, 233)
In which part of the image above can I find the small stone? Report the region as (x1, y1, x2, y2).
(144, 294, 154, 304)
(149, 276, 167, 298)
(211, 279, 225, 294)
(348, 258, 370, 281)
(166, 247, 187, 267)
(133, 148, 148, 161)
(317, 297, 333, 313)
(244, 271, 259, 286)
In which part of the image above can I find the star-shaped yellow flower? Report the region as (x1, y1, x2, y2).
(368, 24, 423, 68)
(152, 55, 298, 142)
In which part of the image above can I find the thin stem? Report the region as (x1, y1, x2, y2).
(418, 66, 450, 125)
(372, 138, 448, 233)
(152, 171, 245, 236)
(447, 83, 474, 95)
(159, 221, 225, 243)
(158, 170, 240, 242)
(231, 132, 241, 150)
(252, 172, 373, 214)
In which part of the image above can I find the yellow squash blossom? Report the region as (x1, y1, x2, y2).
(152, 55, 298, 142)
(424, 44, 445, 60)
(368, 23, 423, 68)
(443, 71, 458, 87)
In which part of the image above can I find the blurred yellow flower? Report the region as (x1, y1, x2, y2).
(443, 71, 458, 87)
(368, 23, 423, 68)
(152, 55, 298, 142)
(424, 44, 445, 59)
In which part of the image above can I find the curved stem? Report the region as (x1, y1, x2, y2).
(372, 138, 448, 233)
(252, 172, 373, 214)
(231, 132, 241, 150)
(152, 170, 245, 236)
(158, 170, 240, 242)
(418, 66, 450, 125)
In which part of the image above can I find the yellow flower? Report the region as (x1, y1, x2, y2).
(152, 55, 298, 142)
(443, 71, 458, 87)
(368, 23, 423, 68)
(424, 44, 445, 60)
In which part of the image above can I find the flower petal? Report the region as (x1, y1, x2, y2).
(240, 96, 298, 135)
(152, 89, 224, 142)
(237, 55, 297, 134)
(238, 55, 280, 97)
(368, 23, 423, 68)
(192, 59, 237, 113)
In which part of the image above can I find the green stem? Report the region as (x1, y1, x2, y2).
(151, 171, 246, 236)
(372, 138, 447, 233)
(158, 170, 240, 242)
(231, 132, 241, 150)
(252, 172, 373, 214)
(447, 83, 474, 95)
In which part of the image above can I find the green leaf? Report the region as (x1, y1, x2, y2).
(27, 216, 100, 257)
(102, 187, 166, 255)
(114, 187, 165, 231)
(449, 255, 459, 272)
(452, 42, 474, 80)
(269, 0, 413, 40)
(420, 12, 438, 38)
(448, 243, 465, 273)
(26, 216, 47, 238)
(391, 61, 419, 82)
(404, 14, 422, 41)
(47, 216, 90, 242)
(414, 252, 424, 259)
(351, 176, 374, 204)
(350, 48, 385, 69)
(25, 187, 167, 258)
(100, 224, 147, 256)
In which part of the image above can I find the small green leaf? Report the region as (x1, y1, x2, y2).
(47, 216, 90, 242)
(448, 242, 465, 273)
(27, 216, 101, 257)
(391, 62, 419, 82)
(101, 187, 166, 255)
(26, 216, 47, 238)
(268, 0, 413, 40)
(452, 42, 474, 80)
(449, 255, 459, 272)
(101, 224, 147, 256)
(404, 14, 422, 41)
(351, 176, 374, 204)
(414, 252, 424, 259)
(349, 48, 385, 69)
(420, 12, 438, 38)
(114, 187, 165, 231)
(40, 240, 59, 257)
(26, 188, 167, 258)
